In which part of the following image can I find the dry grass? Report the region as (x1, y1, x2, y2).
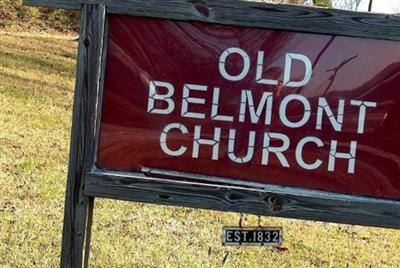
(0, 32, 399, 267)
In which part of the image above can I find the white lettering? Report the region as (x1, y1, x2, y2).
(219, 47, 250, 81)
(262, 132, 290, 167)
(256, 51, 279, 86)
(160, 123, 189, 156)
(279, 94, 311, 128)
(211, 87, 234, 122)
(192, 126, 221, 160)
(228, 129, 256, 163)
(295, 136, 324, 170)
(284, 53, 312, 87)
(239, 90, 273, 125)
(316, 98, 345, 131)
(328, 140, 357, 174)
(147, 81, 175, 114)
(350, 100, 377, 134)
(181, 84, 207, 119)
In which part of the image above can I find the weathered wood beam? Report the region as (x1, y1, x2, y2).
(60, 4, 106, 268)
(24, 0, 82, 9)
(85, 170, 400, 229)
(23, 0, 400, 41)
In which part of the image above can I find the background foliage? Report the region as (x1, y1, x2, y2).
(314, 0, 332, 7)
(0, 0, 79, 32)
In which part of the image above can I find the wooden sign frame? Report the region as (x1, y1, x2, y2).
(23, 1, 400, 267)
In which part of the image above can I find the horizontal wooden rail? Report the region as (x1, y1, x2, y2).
(24, 0, 400, 41)
(85, 169, 400, 229)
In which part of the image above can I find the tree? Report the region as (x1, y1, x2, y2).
(334, 0, 362, 11)
(252, 0, 332, 8)
(313, 0, 332, 7)
(276, 0, 333, 8)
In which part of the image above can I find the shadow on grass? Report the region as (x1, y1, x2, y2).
(1, 33, 77, 60)
(0, 49, 75, 75)
(0, 70, 73, 100)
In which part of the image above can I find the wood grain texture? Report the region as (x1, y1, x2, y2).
(85, 170, 400, 229)
(60, 4, 106, 268)
(93, 16, 109, 166)
(23, 0, 400, 41)
(23, 0, 81, 9)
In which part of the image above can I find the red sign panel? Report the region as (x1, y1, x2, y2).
(98, 15, 400, 200)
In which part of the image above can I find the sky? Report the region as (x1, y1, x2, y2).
(361, 0, 400, 13)
(334, 0, 400, 13)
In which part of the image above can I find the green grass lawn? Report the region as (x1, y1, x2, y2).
(1, 31, 400, 267)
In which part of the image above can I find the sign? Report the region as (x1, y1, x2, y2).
(22, 0, 400, 266)
(99, 15, 400, 199)
(222, 227, 283, 246)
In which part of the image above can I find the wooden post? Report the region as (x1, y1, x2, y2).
(60, 4, 106, 268)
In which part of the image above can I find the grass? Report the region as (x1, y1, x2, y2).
(0, 31, 400, 267)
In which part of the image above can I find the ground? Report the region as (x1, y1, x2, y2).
(0, 31, 399, 267)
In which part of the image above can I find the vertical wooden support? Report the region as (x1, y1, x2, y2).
(61, 4, 106, 268)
